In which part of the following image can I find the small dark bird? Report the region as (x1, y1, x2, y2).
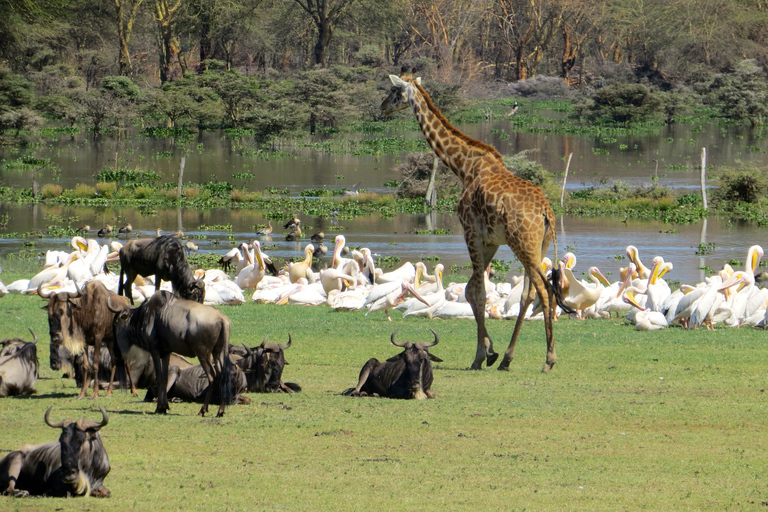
(76, 225, 90, 234)
(283, 215, 301, 230)
(506, 101, 519, 117)
(285, 224, 302, 242)
(97, 225, 112, 237)
(173, 230, 184, 238)
(310, 230, 324, 242)
(185, 240, 199, 255)
(118, 222, 132, 236)
(311, 241, 328, 258)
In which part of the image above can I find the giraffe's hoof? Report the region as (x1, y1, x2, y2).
(486, 352, 499, 367)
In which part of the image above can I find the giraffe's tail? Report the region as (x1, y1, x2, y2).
(546, 212, 576, 315)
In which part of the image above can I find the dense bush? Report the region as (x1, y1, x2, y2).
(393, 152, 460, 199)
(703, 60, 768, 126)
(712, 165, 768, 204)
(506, 76, 576, 100)
(574, 83, 663, 123)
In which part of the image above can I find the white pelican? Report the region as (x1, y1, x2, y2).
(626, 245, 651, 280)
(623, 289, 668, 330)
(561, 253, 608, 318)
(402, 264, 446, 318)
(320, 267, 357, 295)
(289, 245, 315, 284)
(360, 248, 377, 284)
(276, 282, 326, 306)
(236, 240, 267, 290)
(331, 235, 353, 270)
(326, 288, 367, 311)
(27, 252, 79, 292)
(203, 279, 245, 306)
(364, 280, 429, 321)
(219, 244, 245, 273)
(376, 261, 416, 284)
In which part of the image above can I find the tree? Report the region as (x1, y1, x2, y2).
(154, 0, 185, 83)
(292, 0, 358, 67)
(706, 59, 768, 126)
(113, 0, 146, 77)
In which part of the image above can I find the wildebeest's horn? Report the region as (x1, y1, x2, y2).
(390, 330, 411, 348)
(423, 329, 439, 348)
(278, 333, 292, 351)
(28, 328, 38, 345)
(106, 295, 122, 313)
(259, 334, 269, 348)
(44, 406, 69, 429)
(79, 406, 109, 431)
(37, 283, 52, 298)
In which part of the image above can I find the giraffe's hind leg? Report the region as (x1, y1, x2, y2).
(468, 243, 499, 369)
(498, 275, 533, 371)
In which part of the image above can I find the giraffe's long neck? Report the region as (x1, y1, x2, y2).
(409, 86, 495, 185)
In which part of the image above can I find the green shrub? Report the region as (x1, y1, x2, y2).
(72, 184, 96, 198)
(575, 83, 662, 123)
(713, 165, 768, 204)
(40, 183, 62, 198)
(132, 186, 154, 199)
(96, 181, 117, 198)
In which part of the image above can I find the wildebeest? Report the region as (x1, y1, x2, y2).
(233, 335, 301, 393)
(146, 363, 250, 406)
(40, 281, 131, 399)
(109, 290, 235, 417)
(117, 235, 205, 305)
(343, 329, 442, 399)
(49, 342, 75, 378)
(0, 406, 110, 498)
(0, 329, 39, 397)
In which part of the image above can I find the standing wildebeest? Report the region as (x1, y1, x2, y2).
(108, 290, 234, 417)
(0, 329, 39, 397)
(0, 406, 110, 498)
(343, 330, 442, 399)
(40, 281, 131, 399)
(117, 235, 205, 305)
(233, 335, 301, 393)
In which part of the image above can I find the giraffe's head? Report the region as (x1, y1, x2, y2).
(380, 75, 421, 116)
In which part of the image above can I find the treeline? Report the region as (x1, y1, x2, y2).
(2, 0, 768, 137)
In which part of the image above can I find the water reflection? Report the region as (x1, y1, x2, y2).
(0, 200, 761, 287)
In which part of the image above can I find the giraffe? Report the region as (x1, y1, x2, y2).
(380, 74, 572, 372)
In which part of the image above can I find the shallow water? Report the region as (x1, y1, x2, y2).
(1, 120, 767, 286)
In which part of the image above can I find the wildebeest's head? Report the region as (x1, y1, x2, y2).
(179, 278, 205, 304)
(388, 329, 442, 400)
(44, 405, 109, 496)
(238, 334, 292, 392)
(50, 343, 75, 378)
(39, 285, 83, 348)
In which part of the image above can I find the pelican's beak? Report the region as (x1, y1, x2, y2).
(622, 289, 645, 310)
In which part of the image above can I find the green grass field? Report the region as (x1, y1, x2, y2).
(0, 292, 766, 511)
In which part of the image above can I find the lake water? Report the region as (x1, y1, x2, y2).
(1, 118, 768, 286)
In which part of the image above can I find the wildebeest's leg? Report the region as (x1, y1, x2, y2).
(77, 351, 91, 399)
(197, 356, 216, 417)
(91, 339, 102, 399)
(0, 451, 29, 497)
(343, 358, 379, 396)
(123, 360, 138, 397)
(152, 351, 170, 414)
(468, 241, 500, 370)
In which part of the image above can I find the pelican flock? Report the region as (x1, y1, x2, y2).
(2, 231, 767, 330)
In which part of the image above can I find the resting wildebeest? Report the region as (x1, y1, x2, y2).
(232, 335, 301, 393)
(0, 329, 39, 397)
(49, 342, 75, 378)
(117, 235, 205, 305)
(343, 329, 442, 399)
(0, 406, 110, 498)
(109, 290, 234, 417)
(40, 281, 131, 399)
(145, 363, 250, 405)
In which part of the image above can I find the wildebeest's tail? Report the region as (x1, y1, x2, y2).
(218, 349, 236, 406)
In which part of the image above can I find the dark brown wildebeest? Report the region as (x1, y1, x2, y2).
(117, 235, 205, 305)
(0, 406, 110, 498)
(147, 363, 250, 405)
(49, 343, 75, 378)
(343, 329, 442, 399)
(109, 290, 235, 417)
(0, 329, 39, 397)
(232, 335, 301, 393)
(40, 281, 132, 399)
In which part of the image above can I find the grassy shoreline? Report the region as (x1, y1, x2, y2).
(0, 293, 766, 510)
